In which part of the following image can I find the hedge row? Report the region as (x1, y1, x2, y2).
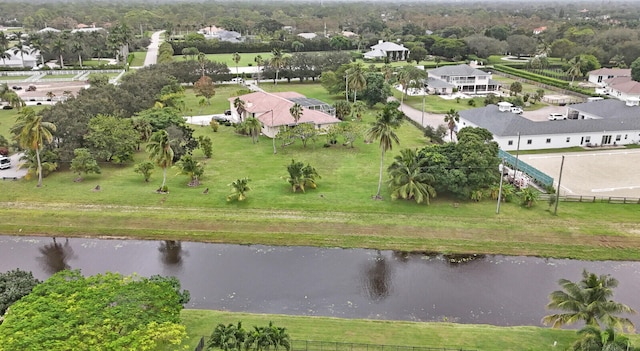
(492, 64, 598, 96)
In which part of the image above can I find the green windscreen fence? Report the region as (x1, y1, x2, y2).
(498, 149, 554, 187)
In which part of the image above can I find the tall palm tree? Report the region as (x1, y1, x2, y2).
(51, 39, 67, 68)
(397, 65, 427, 106)
(232, 52, 241, 79)
(12, 43, 30, 68)
(387, 148, 437, 204)
(146, 130, 174, 190)
(71, 41, 84, 68)
(10, 107, 56, 187)
(543, 269, 636, 332)
(566, 57, 583, 85)
(346, 63, 366, 103)
(443, 109, 460, 141)
(233, 97, 246, 121)
(289, 103, 303, 125)
(254, 55, 264, 85)
(269, 48, 285, 85)
(366, 101, 404, 199)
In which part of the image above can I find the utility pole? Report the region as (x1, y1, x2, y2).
(554, 155, 565, 216)
(513, 132, 521, 181)
(421, 82, 426, 127)
(496, 158, 505, 214)
(345, 73, 349, 102)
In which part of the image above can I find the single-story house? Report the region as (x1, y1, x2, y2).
(427, 64, 500, 95)
(38, 27, 61, 34)
(458, 99, 640, 151)
(228, 91, 341, 138)
(363, 40, 409, 61)
(71, 27, 105, 34)
(198, 26, 243, 43)
(588, 68, 631, 86)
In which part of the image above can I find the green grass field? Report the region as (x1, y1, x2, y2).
(180, 309, 640, 351)
(0, 75, 34, 81)
(130, 51, 147, 67)
(39, 74, 77, 79)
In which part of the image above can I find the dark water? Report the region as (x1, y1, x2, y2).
(1, 235, 640, 327)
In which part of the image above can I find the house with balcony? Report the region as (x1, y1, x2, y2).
(427, 64, 500, 95)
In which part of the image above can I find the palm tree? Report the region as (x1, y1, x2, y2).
(12, 43, 30, 68)
(543, 269, 636, 332)
(269, 48, 285, 85)
(233, 97, 246, 121)
(71, 41, 84, 68)
(443, 109, 460, 141)
(566, 57, 583, 85)
(145, 130, 174, 191)
(346, 63, 366, 103)
(174, 154, 204, 187)
(397, 65, 427, 106)
(244, 117, 262, 144)
(265, 322, 291, 351)
(197, 52, 208, 77)
(254, 55, 264, 84)
(517, 187, 539, 207)
(291, 40, 304, 52)
(352, 100, 367, 121)
(289, 103, 303, 125)
(208, 322, 246, 351)
(51, 39, 67, 68)
(387, 148, 437, 204)
(227, 177, 251, 202)
(571, 325, 632, 351)
(232, 52, 241, 79)
(381, 63, 394, 83)
(10, 107, 56, 187)
(366, 101, 404, 200)
(285, 159, 320, 193)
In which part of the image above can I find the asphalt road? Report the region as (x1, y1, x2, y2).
(143, 30, 165, 67)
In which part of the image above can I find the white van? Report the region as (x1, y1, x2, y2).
(0, 156, 11, 170)
(548, 113, 567, 121)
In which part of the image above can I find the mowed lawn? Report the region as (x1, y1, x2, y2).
(181, 309, 594, 351)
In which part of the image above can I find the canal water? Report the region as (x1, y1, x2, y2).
(1, 235, 639, 327)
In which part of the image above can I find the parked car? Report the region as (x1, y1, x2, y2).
(510, 107, 523, 114)
(224, 110, 232, 116)
(211, 115, 229, 123)
(231, 77, 244, 84)
(0, 156, 11, 170)
(11, 85, 22, 90)
(26, 85, 37, 92)
(548, 113, 567, 121)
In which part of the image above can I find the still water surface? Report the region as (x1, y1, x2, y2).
(1, 235, 640, 327)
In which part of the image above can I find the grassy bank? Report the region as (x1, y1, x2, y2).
(181, 309, 616, 351)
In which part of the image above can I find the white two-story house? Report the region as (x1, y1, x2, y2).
(427, 64, 500, 95)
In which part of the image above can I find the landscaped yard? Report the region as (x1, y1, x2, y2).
(130, 51, 147, 67)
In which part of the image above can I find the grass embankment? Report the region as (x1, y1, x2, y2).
(181, 309, 640, 351)
(130, 51, 147, 67)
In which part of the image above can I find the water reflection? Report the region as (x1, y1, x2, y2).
(361, 250, 392, 301)
(158, 240, 186, 266)
(37, 237, 76, 274)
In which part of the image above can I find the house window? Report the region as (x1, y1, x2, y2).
(616, 135, 621, 141)
(546, 138, 551, 143)
(566, 137, 570, 143)
(508, 140, 513, 146)
(625, 134, 628, 140)
(585, 136, 591, 143)
(527, 139, 532, 145)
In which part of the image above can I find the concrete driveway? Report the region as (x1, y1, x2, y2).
(0, 153, 27, 180)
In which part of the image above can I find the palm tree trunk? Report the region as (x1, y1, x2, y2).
(375, 149, 385, 198)
(161, 166, 167, 188)
(36, 147, 43, 187)
(78, 54, 83, 68)
(353, 90, 357, 104)
(275, 69, 279, 85)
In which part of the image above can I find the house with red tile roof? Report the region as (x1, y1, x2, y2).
(228, 91, 341, 138)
